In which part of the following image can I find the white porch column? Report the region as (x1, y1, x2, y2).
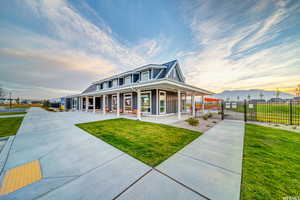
(85, 96, 88, 112)
(103, 94, 106, 115)
(178, 90, 181, 119)
(192, 94, 195, 117)
(81, 97, 83, 111)
(117, 92, 120, 117)
(137, 89, 141, 120)
(156, 89, 159, 115)
(93, 96, 96, 113)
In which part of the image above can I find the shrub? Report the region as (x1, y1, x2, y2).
(212, 121, 217, 123)
(203, 115, 208, 120)
(207, 113, 213, 118)
(292, 126, 297, 130)
(185, 117, 199, 126)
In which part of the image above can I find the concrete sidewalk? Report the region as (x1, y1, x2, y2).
(1, 108, 245, 200)
(1, 108, 151, 199)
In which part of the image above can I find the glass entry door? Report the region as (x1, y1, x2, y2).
(141, 92, 151, 113)
(124, 93, 132, 112)
(159, 91, 166, 114)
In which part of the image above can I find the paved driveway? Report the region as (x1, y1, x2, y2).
(1, 108, 245, 200)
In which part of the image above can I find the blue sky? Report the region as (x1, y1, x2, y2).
(0, 0, 300, 99)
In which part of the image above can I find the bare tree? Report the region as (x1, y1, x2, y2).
(276, 88, 280, 98)
(0, 85, 5, 99)
(247, 94, 251, 100)
(259, 92, 264, 100)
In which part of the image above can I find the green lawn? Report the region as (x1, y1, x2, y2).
(241, 124, 300, 199)
(76, 118, 202, 166)
(0, 112, 27, 116)
(0, 117, 24, 137)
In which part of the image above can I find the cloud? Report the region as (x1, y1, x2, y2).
(178, 0, 300, 93)
(0, 0, 166, 98)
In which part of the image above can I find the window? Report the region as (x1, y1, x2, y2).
(141, 71, 149, 81)
(141, 92, 151, 113)
(159, 91, 166, 114)
(103, 82, 107, 89)
(112, 79, 118, 88)
(96, 84, 100, 91)
(125, 76, 131, 85)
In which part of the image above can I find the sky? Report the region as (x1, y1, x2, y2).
(0, 0, 300, 99)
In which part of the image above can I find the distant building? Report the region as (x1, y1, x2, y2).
(294, 97, 300, 101)
(249, 99, 266, 104)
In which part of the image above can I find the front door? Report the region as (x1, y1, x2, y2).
(124, 93, 132, 112)
(141, 92, 151, 113)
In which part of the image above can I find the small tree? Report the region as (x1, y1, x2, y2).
(42, 100, 50, 108)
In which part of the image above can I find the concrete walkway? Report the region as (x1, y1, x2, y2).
(1, 108, 151, 199)
(0, 108, 245, 200)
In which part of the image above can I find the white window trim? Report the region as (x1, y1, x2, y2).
(141, 71, 150, 82)
(159, 91, 166, 114)
(123, 92, 132, 112)
(141, 91, 152, 114)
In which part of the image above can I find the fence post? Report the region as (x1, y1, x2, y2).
(290, 100, 293, 125)
(244, 100, 247, 122)
(221, 102, 224, 120)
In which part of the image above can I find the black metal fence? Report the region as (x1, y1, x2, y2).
(220, 100, 300, 125)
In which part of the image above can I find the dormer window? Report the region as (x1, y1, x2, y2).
(103, 82, 107, 89)
(125, 75, 131, 85)
(96, 84, 100, 91)
(112, 79, 118, 88)
(141, 71, 149, 82)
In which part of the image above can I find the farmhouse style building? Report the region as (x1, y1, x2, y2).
(64, 60, 213, 120)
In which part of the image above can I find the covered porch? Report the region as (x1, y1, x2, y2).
(67, 81, 212, 120)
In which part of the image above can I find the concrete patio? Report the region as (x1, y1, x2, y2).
(0, 108, 245, 200)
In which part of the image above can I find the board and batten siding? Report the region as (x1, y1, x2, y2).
(166, 91, 178, 114)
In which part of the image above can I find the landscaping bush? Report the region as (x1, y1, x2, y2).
(185, 117, 199, 126)
(202, 115, 208, 120)
(207, 113, 213, 118)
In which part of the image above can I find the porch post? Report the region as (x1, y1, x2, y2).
(156, 89, 159, 115)
(178, 90, 181, 120)
(137, 89, 141, 120)
(117, 92, 120, 117)
(103, 94, 106, 115)
(192, 94, 195, 117)
(93, 96, 96, 113)
(85, 96, 88, 112)
(81, 97, 83, 111)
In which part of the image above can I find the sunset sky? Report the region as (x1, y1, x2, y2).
(0, 0, 300, 99)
